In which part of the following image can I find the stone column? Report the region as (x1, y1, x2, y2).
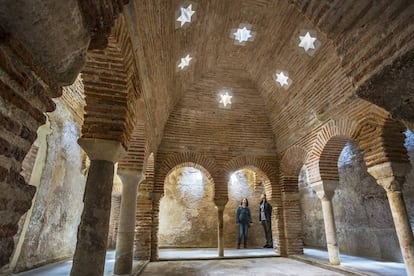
(107, 193, 121, 249)
(214, 198, 228, 257)
(311, 180, 340, 265)
(368, 162, 414, 276)
(114, 170, 142, 275)
(71, 139, 125, 276)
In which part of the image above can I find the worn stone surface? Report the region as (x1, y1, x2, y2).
(1, 0, 414, 271)
(159, 168, 265, 249)
(140, 257, 344, 276)
(356, 49, 414, 124)
(13, 99, 86, 272)
(0, 0, 89, 85)
(159, 167, 217, 247)
(70, 160, 114, 276)
(224, 170, 265, 248)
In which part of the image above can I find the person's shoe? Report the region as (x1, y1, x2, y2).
(244, 243, 247, 249)
(237, 244, 240, 249)
(265, 244, 273, 248)
(263, 244, 268, 248)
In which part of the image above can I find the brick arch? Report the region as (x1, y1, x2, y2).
(280, 146, 308, 193)
(142, 152, 155, 192)
(360, 118, 410, 169)
(118, 98, 146, 172)
(155, 152, 218, 195)
(280, 146, 308, 176)
(307, 118, 362, 183)
(81, 14, 141, 149)
(224, 156, 278, 200)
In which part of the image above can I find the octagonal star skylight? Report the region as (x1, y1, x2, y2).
(231, 24, 255, 45)
(298, 30, 320, 55)
(177, 54, 192, 70)
(274, 70, 291, 89)
(218, 90, 233, 108)
(176, 4, 195, 28)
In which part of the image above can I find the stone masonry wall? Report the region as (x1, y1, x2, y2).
(14, 99, 87, 272)
(300, 139, 414, 262)
(158, 167, 216, 247)
(159, 168, 264, 248)
(224, 170, 264, 248)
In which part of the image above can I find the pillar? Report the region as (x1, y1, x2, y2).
(281, 175, 303, 255)
(114, 170, 142, 275)
(214, 198, 228, 257)
(311, 180, 340, 265)
(107, 193, 121, 249)
(150, 192, 162, 261)
(71, 138, 125, 276)
(134, 181, 153, 260)
(368, 162, 414, 276)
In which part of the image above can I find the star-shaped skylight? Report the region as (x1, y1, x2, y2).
(178, 54, 192, 70)
(233, 27, 252, 43)
(231, 24, 255, 45)
(275, 71, 290, 88)
(176, 4, 195, 27)
(219, 91, 233, 107)
(299, 32, 317, 52)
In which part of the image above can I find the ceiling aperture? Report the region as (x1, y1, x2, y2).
(131, 0, 412, 156)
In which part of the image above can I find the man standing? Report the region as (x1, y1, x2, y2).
(259, 193, 273, 248)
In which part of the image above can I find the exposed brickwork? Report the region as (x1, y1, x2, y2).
(280, 146, 308, 180)
(21, 145, 39, 184)
(61, 76, 85, 124)
(356, 49, 414, 124)
(305, 118, 362, 183)
(81, 15, 142, 152)
(81, 41, 129, 144)
(1, 0, 413, 270)
(0, 31, 57, 269)
(279, 146, 308, 255)
(118, 122, 145, 171)
(224, 156, 278, 199)
(134, 153, 154, 259)
(77, 0, 130, 50)
(361, 119, 410, 168)
(155, 152, 218, 195)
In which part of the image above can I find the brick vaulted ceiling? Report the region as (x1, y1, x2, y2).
(120, 0, 413, 159)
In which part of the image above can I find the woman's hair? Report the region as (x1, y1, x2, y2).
(240, 198, 249, 207)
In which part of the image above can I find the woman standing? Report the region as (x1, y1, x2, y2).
(236, 198, 252, 249)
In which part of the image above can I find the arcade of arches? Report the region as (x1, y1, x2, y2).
(0, 0, 414, 275)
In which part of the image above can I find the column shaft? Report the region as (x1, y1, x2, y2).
(387, 190, 414, 275)
(71, 160, 114, 276)
(114, 173, 139, 275)
(217, 207, 224, 257)
(321, 198, 340, 265)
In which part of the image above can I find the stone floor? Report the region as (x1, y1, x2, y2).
(11, 248, 406, 276)
(141, 257, 343, 276)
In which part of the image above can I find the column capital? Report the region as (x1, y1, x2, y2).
(78, 138, 126, 162)
(367, 162, 410, 192)
(214, 198, 228, 210)
(117, 169, 144, 187)
(311, 180, 339, 201)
